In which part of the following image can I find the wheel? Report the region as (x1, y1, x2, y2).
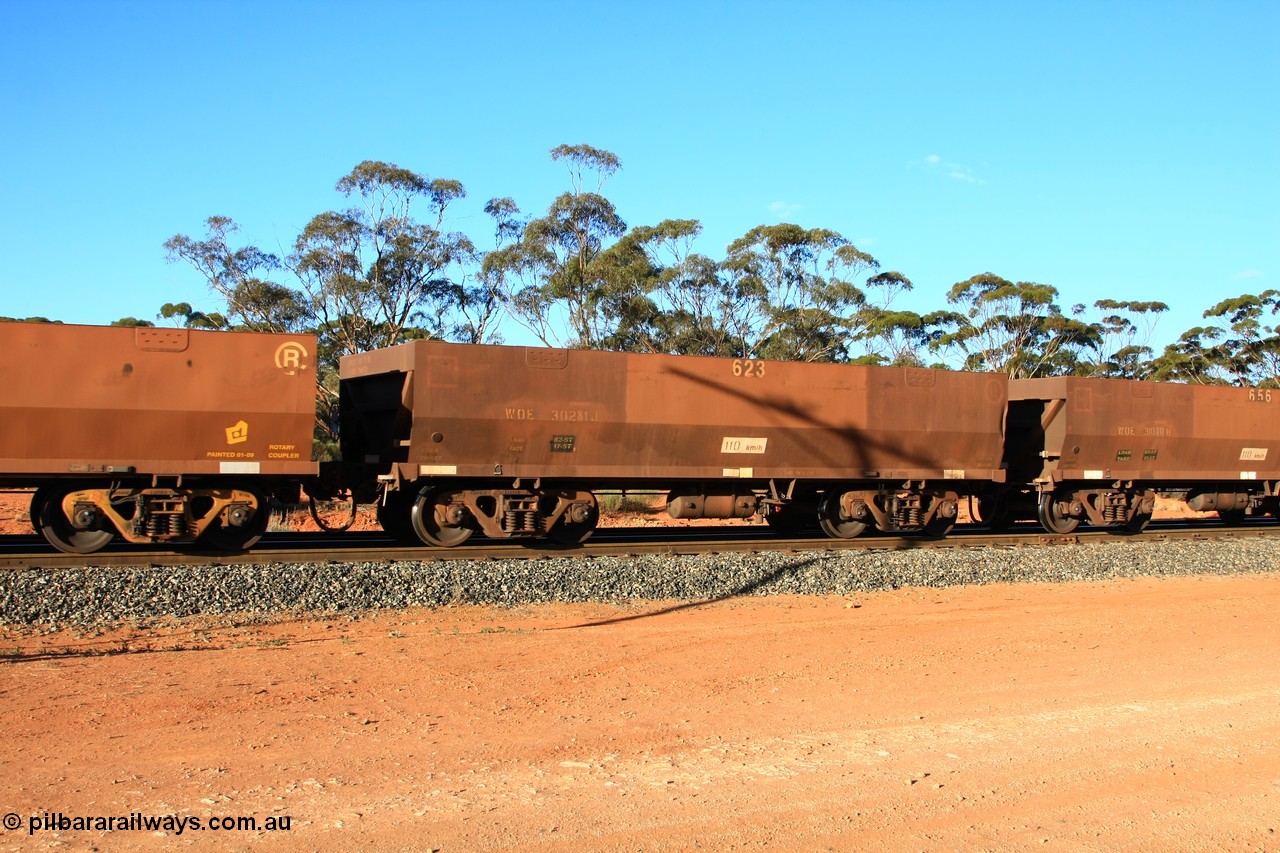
(38, 487, 115, 554)
(411, 489, 473, 547)
(975, 494, 1014, 532)
(817, 494, 867, 539)
(547, 493, 599, 545)
(1217, 509, 1247, 525)
(28, 488, 48, 535)
(200, 490, 270, 551)
(1037, 493, 1080, 535)
(376, 490, 419, 544)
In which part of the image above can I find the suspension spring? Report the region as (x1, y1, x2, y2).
(891, 504, 922, 527)
(503, 509, 541, 533)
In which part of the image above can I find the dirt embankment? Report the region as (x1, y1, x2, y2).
(2, 572, 1279, 851)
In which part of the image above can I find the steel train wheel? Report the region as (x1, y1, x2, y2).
(38, 487, 115, 554)
(817, 494, 867, 539)
(547, 493, 599, 545)
(411, 489, 473, 547)
(1037, 493, 1080, 535)
(29, 488, 48, 536)
(200, 489, 270, 551)
(1217, 509, 1247, 525)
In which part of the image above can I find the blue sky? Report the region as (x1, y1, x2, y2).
(2, 0, 1276, 354)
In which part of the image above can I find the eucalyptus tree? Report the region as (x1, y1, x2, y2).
(163, 216, 308, 334)
(845, 271, 953, 367)
(166, 161, 484, 357)
(158, 302, 229, 330)
(718, 224, 877, 362)
(1075, 299, 1168, 378)
(290, 160, 480, 357)
(1152, 290, 1279, 386)
(165, 161, 486, 458)
(593, 218, 743, 356)
(932, 273, 1098, 377)
(489, 144, 629, 348)
(1149, 326, 1225, 385)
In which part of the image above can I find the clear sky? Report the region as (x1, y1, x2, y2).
(2, 0, 1276, 353)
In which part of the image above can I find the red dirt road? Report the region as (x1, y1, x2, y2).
(3, 571, 1279, 851)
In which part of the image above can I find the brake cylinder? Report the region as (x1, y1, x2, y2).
(667, 493, 760, 520)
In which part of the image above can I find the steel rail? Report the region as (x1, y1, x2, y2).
(1, 520, 1277, 570)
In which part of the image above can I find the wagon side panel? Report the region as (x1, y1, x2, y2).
(0, 322, 319, 480)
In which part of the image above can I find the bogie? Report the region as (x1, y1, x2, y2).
(400, 485, 599, 547)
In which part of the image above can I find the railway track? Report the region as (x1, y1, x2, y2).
(2, 519, 1277, 570)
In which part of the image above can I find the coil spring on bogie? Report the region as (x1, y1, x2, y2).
(888, 498, 922, 528)
(145, 512, 186, 537)
(498, 495, 545, 534)
(503, 509, 542, 533)
(1102, 500, 1126, 524)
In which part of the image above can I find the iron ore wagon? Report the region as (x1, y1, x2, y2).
(339, 341, 1009, 546)
(0, 322, 318, 553)
(989, 377, 1280, 532)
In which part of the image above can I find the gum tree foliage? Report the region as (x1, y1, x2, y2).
(153, 144, 1273, 401)
(165, 161, 486, 354)
(847, 271, 955, 367)
(932, 273, 1099, 377)
(457, 196, 524, 345)
(572, 216, 904, 362)
(1151, 290, 1280, 386)
(291, 160, 482, 355)
(165, 161, 489, 457)
(158, 302, 229, 330)
(718, 224, 880, 362)
(1073, 299, 1169, 379)
(480, 145, 916, 363)
(597, 219, 733, 355)
(484, 144, 628, 348)
(163, 216, 307, 334)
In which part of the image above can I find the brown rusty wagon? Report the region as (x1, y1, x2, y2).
(339, 342, 1009, 546)
(994, 377, 1280, 533)
(0, 322, 319, 553)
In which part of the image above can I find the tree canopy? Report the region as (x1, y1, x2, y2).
(155, 144, 1272, 397)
